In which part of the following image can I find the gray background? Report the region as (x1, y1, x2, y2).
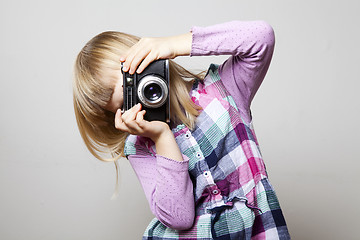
(1, 0, 359, 239)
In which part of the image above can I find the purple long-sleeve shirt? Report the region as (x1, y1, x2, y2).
(128, 20, 275, 230)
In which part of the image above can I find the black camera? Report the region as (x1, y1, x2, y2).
(122, 59, 170, 123)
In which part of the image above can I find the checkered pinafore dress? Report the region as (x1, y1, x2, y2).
(125, 64, 290, 239)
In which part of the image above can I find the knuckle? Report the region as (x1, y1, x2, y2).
(123, 119, 131, 125)
(135, 119, 143, 126)
(121, 112, 129, 120)
(126, 121, 137, 129)
(121, 115, 129, 123)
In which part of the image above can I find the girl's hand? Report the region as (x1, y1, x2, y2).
(114, 103, 170, 142)
(121, 32, 192, 74)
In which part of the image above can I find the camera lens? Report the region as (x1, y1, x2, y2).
(137, 75, 168, 108)
(144, 83, 162, 101)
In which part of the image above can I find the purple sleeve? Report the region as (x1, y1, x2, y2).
(128, 154, 194, 230)
(191, 21, 275, 122)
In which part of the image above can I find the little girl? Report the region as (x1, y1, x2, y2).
(73, 20, 291, 240)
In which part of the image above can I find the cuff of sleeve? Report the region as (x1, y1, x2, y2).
(190, 26, 203, 57)
(156, 154, 189, 172)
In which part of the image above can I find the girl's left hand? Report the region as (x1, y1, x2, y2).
(120, 33, 192, 74)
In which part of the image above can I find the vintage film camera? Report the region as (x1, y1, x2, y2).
(122, 59, 170, 123)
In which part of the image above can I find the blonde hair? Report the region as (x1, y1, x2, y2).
(73, 31, 203, 163)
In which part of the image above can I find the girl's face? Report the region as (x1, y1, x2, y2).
(105, 70, 123, 113)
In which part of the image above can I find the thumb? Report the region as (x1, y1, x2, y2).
(114, 108, 123, 129)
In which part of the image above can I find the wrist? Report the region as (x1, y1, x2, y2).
(152, 126, 172, 144)
(153, 127, 184, 162)
(171, 32, 192, 57)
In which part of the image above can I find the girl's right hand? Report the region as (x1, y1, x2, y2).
(120, 32, 192, 75)
(114, 103, 171, 142)
(116, 103, 184, 162)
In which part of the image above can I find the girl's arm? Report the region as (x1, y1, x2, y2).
(115, 105, 194, 229)
(128, 154, 194, 230)
(191, 21, 275, 122)
(121, 33, 191, 74)
(122, 21, 275, 122)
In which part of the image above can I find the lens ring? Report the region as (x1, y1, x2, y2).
(137, 75, 168, 108)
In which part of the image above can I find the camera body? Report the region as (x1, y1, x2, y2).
(122, 59, 170, 123)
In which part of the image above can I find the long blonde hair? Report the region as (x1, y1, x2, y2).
(73, 31, 203, 163)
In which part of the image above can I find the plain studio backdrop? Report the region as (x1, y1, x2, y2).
(0, 0, 359, 239)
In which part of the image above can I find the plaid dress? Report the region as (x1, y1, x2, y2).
(124, 64, 290, 239)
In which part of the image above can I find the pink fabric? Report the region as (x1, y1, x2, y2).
(191, 20, 275, 123)
(129, 20, 275, 230)
(128, 154, 195, 230)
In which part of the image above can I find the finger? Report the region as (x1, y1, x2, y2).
(123, 119, 143, 134)
(121, 103, 142, 124)
(135, 110, 147, 127)
(121, 44, 141, 72)
(114, 109, 123, 129)
(125, 38, 156, 74)
(114, 109, 133, 133)
(122, 108, 145, 134)
(128, 49, 151, 74)
(136, 52, 157, 74)
(115, 107, 146, 135)
(122, 40, 148, 72)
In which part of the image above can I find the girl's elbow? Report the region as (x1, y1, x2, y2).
(155, 208, 195, 230)
(258, 21, 275, 48)
(249, 21, 275, 59)
(160, 214, 195, 230)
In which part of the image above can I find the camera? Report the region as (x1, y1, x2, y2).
(122, 59, 170, 123)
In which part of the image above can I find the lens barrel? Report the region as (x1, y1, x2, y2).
(137, 75, 168, 108)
